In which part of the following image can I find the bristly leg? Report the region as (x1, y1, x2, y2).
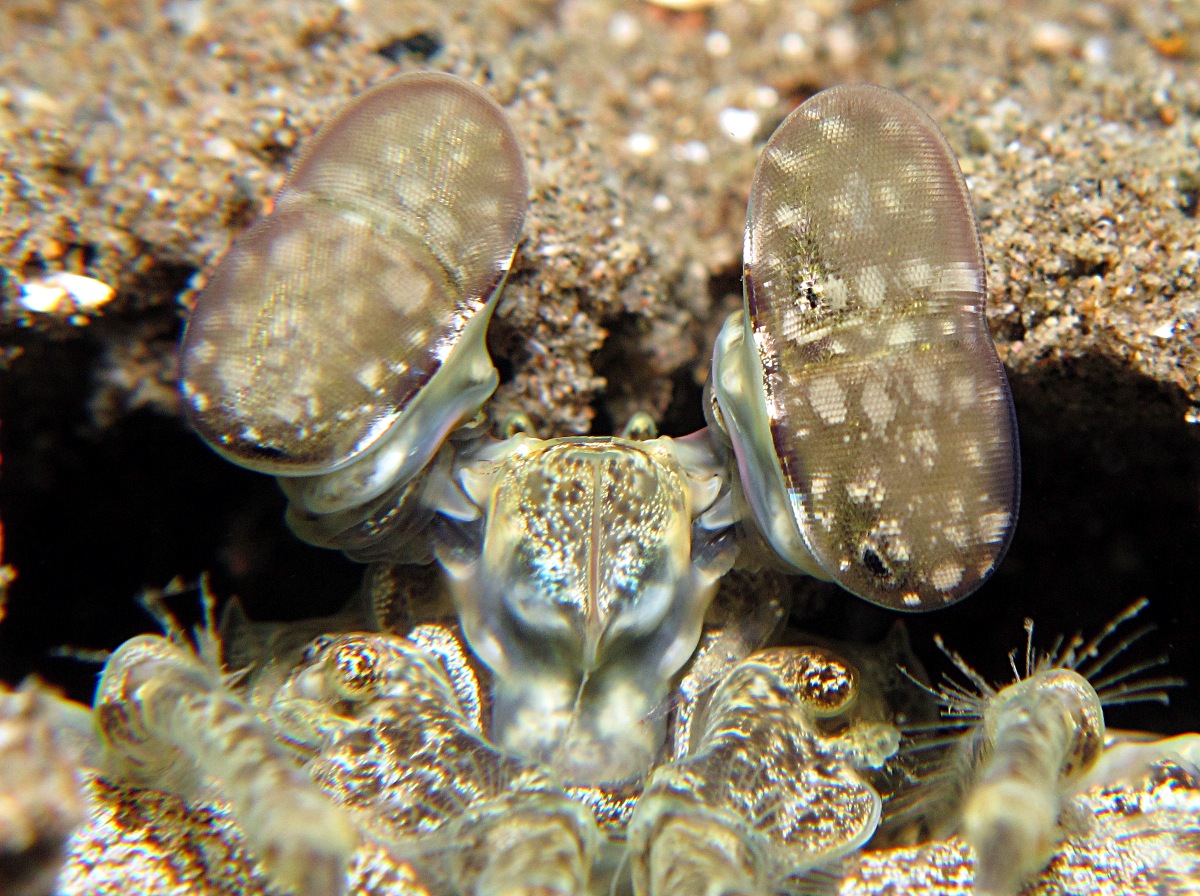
(93, 578, 359, 896)
(890, 600, 1182, 896)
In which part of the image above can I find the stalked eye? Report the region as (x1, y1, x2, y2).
(180, 73, 528, 513)
(712, 84, 1019, 610)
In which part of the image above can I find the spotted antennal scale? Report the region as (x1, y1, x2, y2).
(180, 73, 528, 479)
(735, 84, 1019, 610)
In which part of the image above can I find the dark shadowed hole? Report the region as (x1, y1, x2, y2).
(1177, 170, 1199, 218)
(590, 311, 650, 437)
(593, 265, 743, 440)
(485, 311, 520, 388)
(589, 399, 616, 437)
(129, 259, 197, 305)
(656, 367, 706, 438)
(0, 330, 361, 703)
(708, 262, 744, 308)
(492, 349, 515, 387)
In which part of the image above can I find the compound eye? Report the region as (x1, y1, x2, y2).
(324, 636, 386, 702)
(180, 73, 528, 477)
(734, 84, 1019, 610)
(773, 647, 860, 718)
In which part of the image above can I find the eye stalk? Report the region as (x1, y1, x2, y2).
(179, 73, 528, 514)
(713, 84, 1020, 611)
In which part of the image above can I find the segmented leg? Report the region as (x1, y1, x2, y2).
(958, 668, 1104, 896)
(277, 632, 600, 896)
(449, 788, 601, 896)
(903, 602, 1179, 896)
(94, 632, 358, 896)
(628, 648, 891, 896)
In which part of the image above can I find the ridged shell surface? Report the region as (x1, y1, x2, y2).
(180, 73, 528, 475)
(743, 84, 1018, 609)
(485, 438, 692, 660)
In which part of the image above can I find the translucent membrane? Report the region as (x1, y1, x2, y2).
(180, 73, 528, 476)
(735, 84, 1019, 609)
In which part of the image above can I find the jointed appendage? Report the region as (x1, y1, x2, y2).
(629, 648, 893, 896)
(275, 632, 601, 896)
(896, 603, 1182, 896)
(93, 596, 358, 896)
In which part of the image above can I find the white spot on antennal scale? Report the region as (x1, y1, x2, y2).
(929, 561, 964, 592)
(807, 375, 848, 424)
(977, 509, 1012, 544)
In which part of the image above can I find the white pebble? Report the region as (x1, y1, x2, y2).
(1082, 36, 1110, 66)
(718, 107, 760, 144)
(163, 0, 211, 36)
(825, 23, 859, 66)
(780, 32, 809, 59)
(20, 273, 116, 314)
(651, 194, 672, 213)
(645, 0, 730, 7)
(204, 136, 238, 160)
(705, 31, 732, 57)
(608, 12, 641, 48)
(626, 131, 659, 156)
(752, 86, 779, 108)
(14, 87, 58, 113)
(674, 140, 711, 164)
(1031, 21, 1073, 56)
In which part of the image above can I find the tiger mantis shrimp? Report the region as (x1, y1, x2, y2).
(13, 71, 1195, 896)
